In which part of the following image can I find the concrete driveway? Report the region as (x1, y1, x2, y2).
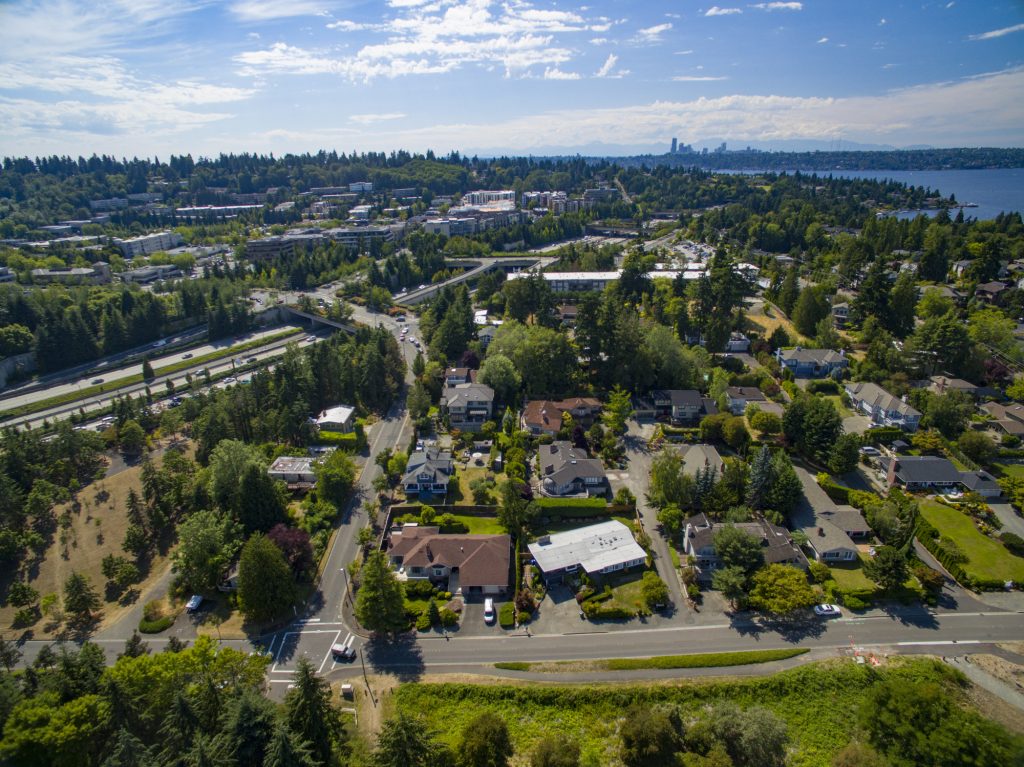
(988, 501, 1024, 539)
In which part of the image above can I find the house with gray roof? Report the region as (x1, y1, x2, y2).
(402, 447, 454, 496)
(680, 444, 725, 478)
(881, 456, 1001, 498)
(726, 387, 767, 414)
(776, 347, 849, 378)
(649, 389, 718, 424)
(845, 382, 921, 432)
(537, 441, 607, 497)
(440, 382, 494, 432)
(682, 513, 808, 581)
(982, 401, 1024, 437)
(528, 520, 647, 583)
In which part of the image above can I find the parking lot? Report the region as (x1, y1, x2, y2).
(268, 622, 357, 687)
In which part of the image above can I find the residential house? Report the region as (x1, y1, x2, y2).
(725, 333, 751, 353)
(444, 367, 473, 386)
(682, 514, 808, 580)
(315, 404, 356, 433)
(521, 397, 602, 436)
(929, 376, 980, 398)
(537, 441, 607, 497)
(477, 325, 497, 349)
(268, 456, 317, 488)
(831, 302, 850, 329)
(952, 259, 973, 278)
(981, 401, 1024, 437)
(649, 389, 718, 424)
(844, 382, 921, 432)
(441, 383, 495, 432)
(776, 348, 849, 378)
(791, 500, 865, 563)
(387, 525, 511, 596)
(528, 520, 647, 583)
(557, 304, 579, 326)
(680, 444, 725, 478)
(726, 387, 767, 415)
(881, 456, 1001, 497)
(975, 281, 1009, 304)
(402, 448, 454, 496)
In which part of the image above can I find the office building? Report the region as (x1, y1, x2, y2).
(115, 231, 184, 258)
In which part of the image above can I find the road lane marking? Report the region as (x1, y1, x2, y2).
(318, 630, 341, 674)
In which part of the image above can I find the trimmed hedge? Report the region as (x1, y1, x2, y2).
(138, 615, 174, 634)
(313, 431, 358, 449)
(494, 661, 530, 671)
(806, 380, 840, 394)
(604, 648, 808, 670)
(916, 520, 1009, 591)
(498, 602, 516, 628)
(863, 426, 903, 446)
(817, 473, 850, 504)
(535, 497, 611, 519)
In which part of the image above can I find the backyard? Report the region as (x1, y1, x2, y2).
(919, 500, 1024, 583)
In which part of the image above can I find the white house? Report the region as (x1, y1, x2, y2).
(315, 405, 356, 433)
(528, 520, 647, 583)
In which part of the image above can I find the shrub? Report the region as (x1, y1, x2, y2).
(808, 561, 832, 584)
(139, 615, 174, 633)
(1000, 532, 1024, 557)
(516, 610, 531, 625)
(415, 612, 432, 631)
(841, 595, 870, 611)
(493, 661, 529, 671)
(312, 431, 358, 450)
(582, 603, 634, 620)
(807, 379, 839, 394)
(498, 602, 515, 628)
(404, 580, 436, 599)
(142, 600, 163, 622)
(913, 564, 945, 593)
(863, 426, 903, 446)
(439, 608, 459, 627)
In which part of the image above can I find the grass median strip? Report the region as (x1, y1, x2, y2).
(494, 648, 808, 673)
(0, 328, 303, 421)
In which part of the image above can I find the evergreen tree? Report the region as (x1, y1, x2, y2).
(354, 551, 408, 635)
(102, 727, 150, 767)
(746, 446, 773, 511)
(238, 463, 287, 534)
(459, 712, 514, 767)
(237, 534, 299, 623)
(791, 287, 829, 338)
(63, 571, 100, 623)
(264, 721, 317, 767)
(777, 266, 800, 316)
(142, 357, 155, 381)
(219, 688, 278, 766)
(888, 271, 919, 338)
(372, 712, 449, 767)
(766, 451, 803, 517)
(284, 658, 345, 767)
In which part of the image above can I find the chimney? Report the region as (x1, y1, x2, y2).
(817, 527, 825, 537)
(886, 458, 899, 488)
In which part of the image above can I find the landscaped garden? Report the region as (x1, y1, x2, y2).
(919, 499, 1024, 584)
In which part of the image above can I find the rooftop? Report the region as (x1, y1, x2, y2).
(528, 520, 647, 574)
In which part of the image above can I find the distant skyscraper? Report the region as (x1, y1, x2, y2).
(670, 137, 678, 154)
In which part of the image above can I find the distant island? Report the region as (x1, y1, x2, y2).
(603, 147, 1024, 172)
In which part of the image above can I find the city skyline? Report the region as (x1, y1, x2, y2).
(1, 0, 1022, 158)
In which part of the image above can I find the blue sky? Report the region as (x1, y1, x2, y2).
(0, 1, 1022, 157)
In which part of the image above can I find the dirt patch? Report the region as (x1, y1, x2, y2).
(971, 654, 1024, 694)
(1, 443, 189, 640)
(998, 642, 1024, 656)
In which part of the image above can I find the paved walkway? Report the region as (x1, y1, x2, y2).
(945, 655, 1024, 712)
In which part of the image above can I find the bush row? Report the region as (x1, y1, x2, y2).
(917, 520, 1010, 591)
(604, 648, 808, 670)
(138, 615, 174, 634)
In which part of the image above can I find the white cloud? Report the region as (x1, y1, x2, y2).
(816, 37, 828, 44)
(595, 53, 617, 77)
(236, 1, 613, 81)
(350, 112, 406, 124)
(230, 1, 331, 21)
(635, 22, 672, 42)
(968, 23, 1024, 41)
(672, 75, 728, 81)
(750, 2, 802, 10)
(879, 18, 887, 25)
(674, 49, 694, 55)
(705, 7, 742, 16)
(543, 67, 581, 80)
(590, 37, 608, 45)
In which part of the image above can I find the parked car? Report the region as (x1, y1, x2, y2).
(483, 598, 496, 624)
(152, 339, 167, 348)
(331, 643, 356, 662)
(182, 352, 193, 359)
(859, 446, 881, 456)
(306, 335, 317, 342)
(814, 603, 842, 618)
(246, 356, 258, 363)
(186, 595, 203, 613)
(91, 378, 104, 385)
(223, 376, 237, 384)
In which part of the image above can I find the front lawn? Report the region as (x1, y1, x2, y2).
(919, 500, 1024, 583)
(823, 395, 853, 418)
(452, 466, 499, 505)
(827, 558, 876, 592)
(994, 462, 1024, 480)
(450, 515, 504, 535)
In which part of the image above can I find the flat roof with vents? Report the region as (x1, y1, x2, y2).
(528, 520, 647, 575)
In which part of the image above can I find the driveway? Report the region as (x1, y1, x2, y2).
(843, 414, 873, 435)
(988, 501, 1024, 540)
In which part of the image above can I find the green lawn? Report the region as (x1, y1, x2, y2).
(530, 515, 635, 538)
(920, 500, 1024, 582)
(450, 515, 504, 535)
(827, 558, 876, 592)
(823, 395, 853, 418)
(994, 462, 1024, 480)
(602, 570, 647, 613)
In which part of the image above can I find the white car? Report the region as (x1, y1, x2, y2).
(814, 603, 842, 618)
(186, 595, 203, 613)
(331, 643, 356, 662)
(858, 446, 880, 456)
(483, 598, 496, 624)
(223, 376, 237, 384)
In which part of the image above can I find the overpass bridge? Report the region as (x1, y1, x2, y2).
(282, 306, 359, 333)
(400, 256, 555, 305)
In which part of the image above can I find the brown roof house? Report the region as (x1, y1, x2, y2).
(387, 524, 511, 596)
(521, 397, 602, 435)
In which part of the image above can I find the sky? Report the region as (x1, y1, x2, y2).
(0, 0, 1022, 158)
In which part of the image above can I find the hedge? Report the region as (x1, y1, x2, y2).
(915, 521, 1007, 591)
(582, 603, 635, 620)
(493, 661, 530, 671)
(535, 497, 611, 519)
(806, 380, 840, 394)
(139, 615, 174, 634)
(863, 426, 904, 446)
(313, 431, 358, 449)
(604, 648, 808, 670)
(498, 602, 516, 628)
(817, 473, 850, 504)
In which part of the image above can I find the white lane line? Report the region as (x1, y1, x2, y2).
(265, 634, 278, 657)
(896, 639, 982, 646)
(271, 632, 297, 673)
(318, 630, 341, 674)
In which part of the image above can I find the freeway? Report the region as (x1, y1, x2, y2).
(0, 325, 324, 430)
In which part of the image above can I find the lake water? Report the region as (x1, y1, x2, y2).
(727, 168, 1024, 220)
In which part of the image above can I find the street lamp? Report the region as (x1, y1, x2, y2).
(340, 568, 350, 605)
